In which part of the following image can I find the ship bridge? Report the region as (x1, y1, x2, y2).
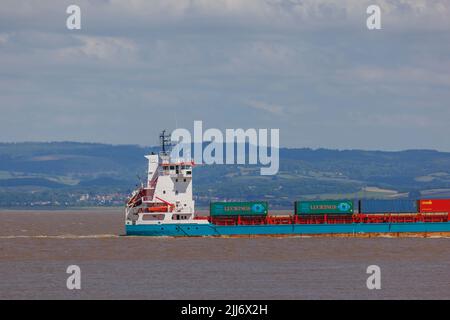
(125, 130, 207, 226)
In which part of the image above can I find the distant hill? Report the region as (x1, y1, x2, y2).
(1, 142, 450, 208)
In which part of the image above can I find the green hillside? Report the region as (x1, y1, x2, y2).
(1, 142, 450, 208)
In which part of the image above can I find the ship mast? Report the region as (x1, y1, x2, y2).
(159, 130, 173, 157)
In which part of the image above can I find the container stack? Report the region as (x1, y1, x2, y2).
(294, 200, 354, 215)
(358, 199, 418, 214)
(208, 199, 450, 223)
(210, 201, 268, 216)
(418, 199, 450, 213)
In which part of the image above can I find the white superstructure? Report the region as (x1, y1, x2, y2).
(125, 131, 208, 226)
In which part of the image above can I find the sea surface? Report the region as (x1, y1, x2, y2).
(0, 209, 449, 300)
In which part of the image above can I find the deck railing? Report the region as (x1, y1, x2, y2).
(204, 213, 449, 226)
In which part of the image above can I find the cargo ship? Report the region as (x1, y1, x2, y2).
(125, 132, 450, 237)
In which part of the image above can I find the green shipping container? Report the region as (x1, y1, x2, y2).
(295, 200, 354, 215)
(210, 201, 268, 216)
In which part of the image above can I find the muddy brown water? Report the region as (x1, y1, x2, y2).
(0, 209, 449, 299)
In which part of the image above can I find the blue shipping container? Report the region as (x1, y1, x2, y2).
(359, 200, 418, 214)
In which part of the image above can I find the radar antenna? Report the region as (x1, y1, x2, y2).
(159, 130, 173, 156)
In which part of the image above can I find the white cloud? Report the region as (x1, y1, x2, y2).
(1, 0, 450, 32)
(246, 100, 285, 115)
(1, 0, 450, 150)
(55, 35, 138, 62)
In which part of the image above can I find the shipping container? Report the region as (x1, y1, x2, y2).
(359, 199, 418, 214)
(295, 200, 354, 215)
(210, 201, 268, 216)
(419, 199, 450, 213)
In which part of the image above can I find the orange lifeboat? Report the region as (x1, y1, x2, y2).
(146, 206, 169, 213)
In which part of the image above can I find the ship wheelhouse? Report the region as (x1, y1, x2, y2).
(125, 131, 208, 226)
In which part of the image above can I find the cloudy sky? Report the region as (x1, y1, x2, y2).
(1, 0, 449, 150)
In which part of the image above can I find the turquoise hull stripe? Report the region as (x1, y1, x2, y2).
(126, 222, 450, 237)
